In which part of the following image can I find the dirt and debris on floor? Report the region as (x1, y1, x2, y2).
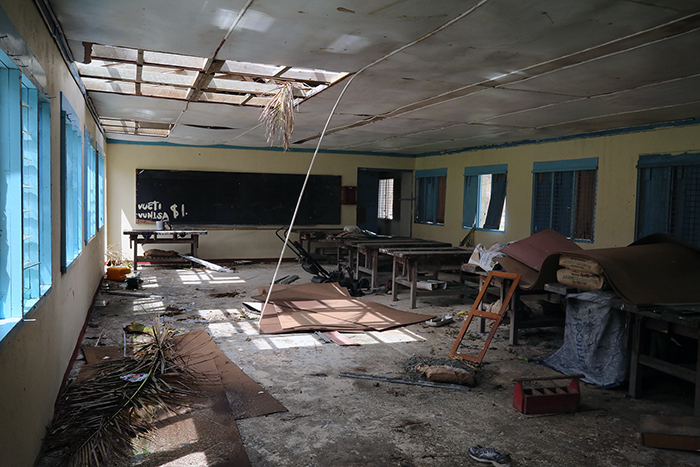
(41, 262, 698, 467)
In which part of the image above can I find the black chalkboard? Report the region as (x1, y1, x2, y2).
(136, 169, 341, 226)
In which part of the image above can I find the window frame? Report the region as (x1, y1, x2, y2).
(463, 164, 507, 232)
(83, 128, 98, 243)
(414, 168, 447, 225)
(636, 152, 700, 246)
(531, 157, 598, 243)
(97, 149, 105, 230)
(0, 51, 52, 343)
(61, 93, 83, 271)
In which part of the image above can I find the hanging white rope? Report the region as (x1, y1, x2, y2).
(258, 0, 491, 326)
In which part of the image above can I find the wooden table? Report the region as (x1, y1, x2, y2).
(124, 230, 207, 270)
(294, 228, 344, 258)
(381, 247, 474, 308)
(611, 300, 700, 416)
(354, 239, 452, 288)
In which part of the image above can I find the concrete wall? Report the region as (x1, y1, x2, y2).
(0, 2, 106, 466)
(412, 123, 700, 249)
(106, 142, 415, 260)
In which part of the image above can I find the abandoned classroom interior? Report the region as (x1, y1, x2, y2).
(2, 1, 700, 466)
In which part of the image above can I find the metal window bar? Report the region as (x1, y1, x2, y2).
(670, 165, 700, 246)
(532, 169, 596, 241)
(378, 178, 394, 220)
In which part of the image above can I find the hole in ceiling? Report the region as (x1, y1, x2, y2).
(182, 124, 238, 130)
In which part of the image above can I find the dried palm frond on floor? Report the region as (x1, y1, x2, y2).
(259, 81, 302, 151)
(39, 320, 202, 467)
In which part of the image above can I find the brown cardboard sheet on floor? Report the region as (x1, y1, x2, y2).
(82, 345, 126, 364)
(499, 229, 582, 271)
(173, 329, 287, 420)
(533, 234, 700, 305)
(253, 282, 434, 334)
(138, 389, 252, 467)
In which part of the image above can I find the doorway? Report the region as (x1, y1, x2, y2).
(356, 168, 413, 237)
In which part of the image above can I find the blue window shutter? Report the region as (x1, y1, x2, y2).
(483, 173, 507, 230)
(532, 172, 553, 234)
(38, 100, 51, 292)
(463, 175, 478, 228)
(61, 93, 83, 270)
(0, 67, 23, 320)
(22, 84, 40, 306)
(636, 166, 670, 239)
(97, 151, 105, 228)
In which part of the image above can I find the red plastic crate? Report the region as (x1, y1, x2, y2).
(513, 376, 581, 414)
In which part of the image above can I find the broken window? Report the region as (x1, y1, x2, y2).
(463, 165, 507, 231)
(531, 158, 598, 242)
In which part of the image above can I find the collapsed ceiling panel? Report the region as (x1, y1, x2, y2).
(45, 0, 700, 154)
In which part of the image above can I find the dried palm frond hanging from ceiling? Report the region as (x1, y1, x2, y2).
(259, 81, 301, 151)
(39, 319, 202, 467)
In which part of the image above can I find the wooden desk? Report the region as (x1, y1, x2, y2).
(381, 247, 474, 308)
(294, 228, 344, 258)
(334, 236, 407, 272)
(354, 239, 451, 288)
(612, 300, 700, 416)
(124, 230, 207, 270)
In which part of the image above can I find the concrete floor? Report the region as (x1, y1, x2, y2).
(54, 261, 699, 466)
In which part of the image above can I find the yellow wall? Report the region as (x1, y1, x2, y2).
(109, 123, 700, 263)
(106, 143, 414, 260)
(412, 124, 700, 249)
(0, 2, 106, 466)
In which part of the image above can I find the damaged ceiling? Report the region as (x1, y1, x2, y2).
(43, 0, 700, 155)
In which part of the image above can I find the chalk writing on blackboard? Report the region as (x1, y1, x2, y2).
(136, 199, 188, 222)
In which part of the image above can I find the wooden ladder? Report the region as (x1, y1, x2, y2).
(449, 271, 521, 364)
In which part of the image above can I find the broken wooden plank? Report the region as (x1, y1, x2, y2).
(179, 254, 234, 272)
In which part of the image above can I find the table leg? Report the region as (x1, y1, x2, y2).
(478, 276, 486, 332)
(191, 234, 199, 268)
(392, 257, 398, 302)
(371, 250, 379, 288)
(409, 260, 418, 309)
(509, 284, 519, 345)
(133, 240, 139, 271)
(695, 329, 700, 416)
(628, 314, 643, 399)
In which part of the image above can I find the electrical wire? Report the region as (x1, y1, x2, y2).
(259, 0, 491, 326)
